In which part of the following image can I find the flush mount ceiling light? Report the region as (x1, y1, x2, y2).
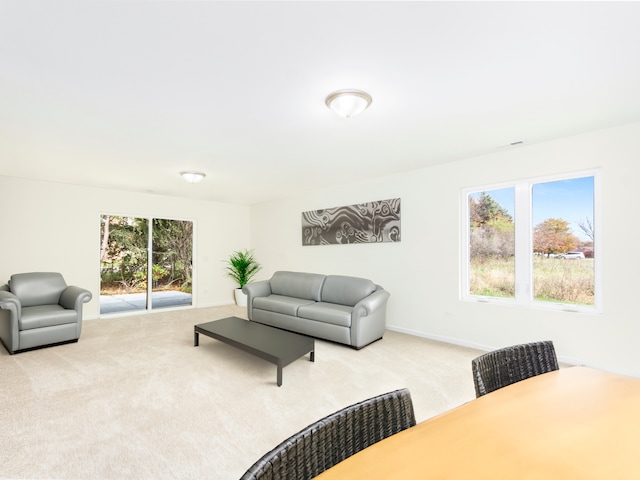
(325, 89, 372, 118)
(180, 171, 206, 183)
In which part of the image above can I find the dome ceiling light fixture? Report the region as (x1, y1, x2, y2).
(180, 171, 206, 183)
(325, 89, 372, 118)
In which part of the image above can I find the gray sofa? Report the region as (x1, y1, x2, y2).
(0, 272, 92, 354)
(243, 271, 390, 349)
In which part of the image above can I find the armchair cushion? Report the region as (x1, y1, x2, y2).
(20, 305, 78, 330)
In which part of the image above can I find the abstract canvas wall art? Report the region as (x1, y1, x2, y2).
(302, 198, 401, 246)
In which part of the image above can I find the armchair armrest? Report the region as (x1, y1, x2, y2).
(59, 286, 93, 311)
(0, 290, 21, 318)
(0, 290, 21, 354)
(242, 280, 272, 320)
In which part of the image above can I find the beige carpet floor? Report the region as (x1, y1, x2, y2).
(0, 305, 482, 479)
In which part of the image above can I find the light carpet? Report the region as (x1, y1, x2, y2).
(0, 305, 482, 479)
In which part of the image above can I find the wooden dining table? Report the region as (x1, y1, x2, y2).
(316, 366, 640, 479)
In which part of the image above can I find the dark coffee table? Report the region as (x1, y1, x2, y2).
(194, 316, 315, 386)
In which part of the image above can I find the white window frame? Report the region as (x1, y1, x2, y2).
(99, 213, 196, 316)
(461, 169, 602, 314)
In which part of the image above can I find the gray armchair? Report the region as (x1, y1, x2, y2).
(0, 272, 92, 354)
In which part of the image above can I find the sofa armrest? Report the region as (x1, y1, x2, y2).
(351, 289, 391, 348)
(353, 289, 391, 316)
(0, 291, 21, 353)
(60, 286, 93, 312)
(243, 280, 272, 320)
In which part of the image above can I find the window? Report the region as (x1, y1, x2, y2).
(99, 215, 194, 315)
(462, 170, 601, 313)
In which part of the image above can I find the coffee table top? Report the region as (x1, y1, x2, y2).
(194, 316, 314, 364)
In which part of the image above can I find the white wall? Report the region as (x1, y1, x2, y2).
(249, 121, 640, 376)
(0, 177, 251, 318)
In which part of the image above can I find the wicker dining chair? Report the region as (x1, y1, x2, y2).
(471, 340, 559, 398)
(239, 388, 416, 480)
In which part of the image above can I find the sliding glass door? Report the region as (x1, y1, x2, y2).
(99, 215, 193, 315)
(150, 218, 193, 310)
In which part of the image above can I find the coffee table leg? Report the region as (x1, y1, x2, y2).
(277, 365, 283, 387)
(194, 330, 199, 347)
(310, 349, 315, 362)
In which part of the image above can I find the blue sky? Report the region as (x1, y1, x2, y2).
(480, 176, 594, 242)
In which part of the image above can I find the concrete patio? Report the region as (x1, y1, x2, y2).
(99, 291, 192, 314)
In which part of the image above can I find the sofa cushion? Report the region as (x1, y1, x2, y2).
(321, 275, 376, 307)
(253, 295, 315, 316)
(297, 302, 353, 327)
(19, 305, 77, 330)
(10, 272, 67, 308)
(269, 271, 326, 301)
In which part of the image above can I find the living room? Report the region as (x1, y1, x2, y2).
(0, 0, 640, 478)
(1, 0, 639, 374)
(3, 118, 638, 376)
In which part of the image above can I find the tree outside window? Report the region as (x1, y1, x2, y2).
(468, 189, 515, 299)
(463, 171, 599, 312)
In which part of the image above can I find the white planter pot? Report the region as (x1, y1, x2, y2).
(234, 288, 247, 307)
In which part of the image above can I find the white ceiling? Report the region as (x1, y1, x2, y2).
(2, 1, 640, 205)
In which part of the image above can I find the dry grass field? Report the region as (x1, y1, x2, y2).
(470, 257, 595, 305)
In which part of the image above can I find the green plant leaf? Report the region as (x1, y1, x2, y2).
(224, 249, 262, 288)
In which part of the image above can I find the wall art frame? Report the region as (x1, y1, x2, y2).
(301, 198, 401, 246)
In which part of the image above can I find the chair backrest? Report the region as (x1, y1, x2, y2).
(9, 272, 67, 307)
(239, 388, 416, 480)
(471, 340, 559, 398)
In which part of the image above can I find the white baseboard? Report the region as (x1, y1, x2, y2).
(385, 324, 586, 368)
(385, 324, 494, 352)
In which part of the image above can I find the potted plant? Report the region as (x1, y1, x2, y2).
(224, 249, 262, 306)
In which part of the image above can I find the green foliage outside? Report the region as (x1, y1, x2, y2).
(469, 192, 515, 260)
(100, 216, 193, 294)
